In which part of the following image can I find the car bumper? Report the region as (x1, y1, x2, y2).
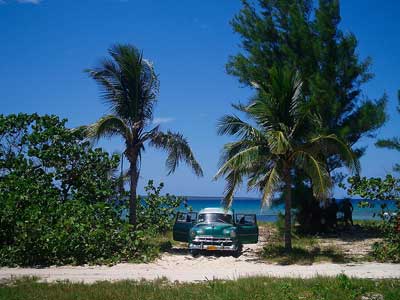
(189, 237, 238, 251)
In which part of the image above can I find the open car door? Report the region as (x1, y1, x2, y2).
(172, 212, 197, 242)
(235, 214, 258, 244)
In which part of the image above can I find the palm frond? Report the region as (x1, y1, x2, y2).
(260, 166, 281, 207)
(86, 44, 159, 124)
(149, 130, 203, 176)
(85, 115, 132, 143)
(214, 145, 261, 179)
(216, 114, 263, 140)
(294, 150, 332, 199)
(247, 95, 278, 130)
(86, 58, 136, 121)
(219, 141, 251, 165)
(375, 137, 400, 152)
(309, 134, 360, 174)
(221, 170, 242, 208)
(139, 125, 160, 143)
(249, 66, 305, 132)
(246, 161, 273, 190)
(267, 130, 291, 155)
(289, 70, 303, 121)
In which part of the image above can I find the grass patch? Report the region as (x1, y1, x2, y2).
(0, 275, 399, 300)
(144, 232, 173, 254)
(261, 236, 347, 265)
(262, 243, 347, 265)
(259, 219, 387, 264)
(259, 223, 348, 264)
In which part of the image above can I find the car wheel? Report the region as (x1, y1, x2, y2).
(190, 249, 200, 257)
(232, 244, 242, 258)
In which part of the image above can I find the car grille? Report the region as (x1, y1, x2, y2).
(193, 236, 233, 246)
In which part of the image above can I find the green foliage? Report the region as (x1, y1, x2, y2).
(0, 113, 159, 266)
(344, 175, 400, 262)
(346, 175, 400, 201)
(228, 0, 386, 151)
(2, 276, 399, 300)
(137, 180, 187, 234)
(0, 113, 120, 204)
(0, 199, 156, 266)
(216, 67, 357, 206)
(228, 0, 387, 233)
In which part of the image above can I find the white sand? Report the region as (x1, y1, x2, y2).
(1, 245, 399, 283)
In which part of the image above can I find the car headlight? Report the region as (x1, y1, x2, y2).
(196, 229, 204, 235)
(223, 228, 236, 238)
(190, 230, 196, 237)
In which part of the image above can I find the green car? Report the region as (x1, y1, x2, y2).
(173, 207, 258, 256)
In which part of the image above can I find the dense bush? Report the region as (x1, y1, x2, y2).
(344, 175, 400, 262)
(0, 197, 157, 266)
(0, 114, 161, 266)
(0, 113, 120, 204)
(135, 180, 188, 234)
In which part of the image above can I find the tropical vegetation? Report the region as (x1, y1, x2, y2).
(344, 175, 400, 262)
(215, 66, 358, 250)
(227, 0, 387, 231)
(0, 113, 180, 266)
(137, 180, 189, 234)
(85, 44, 203, 226)
(0, 0, 396, 269)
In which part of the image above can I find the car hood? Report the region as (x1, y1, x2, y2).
(192, 222, 235, 237)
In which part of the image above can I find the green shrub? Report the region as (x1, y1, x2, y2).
(136, 180, 187, 234)
(344, 175, 400, 262)
(371, 211, 400, 263)
(0, 114, 161, 266)
(0, 198, 158, 266)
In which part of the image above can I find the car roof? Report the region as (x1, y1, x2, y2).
(198, 207, 233, 215)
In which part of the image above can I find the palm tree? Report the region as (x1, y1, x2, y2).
(215, 66, 359, 251)
(85, 44, 203, 226)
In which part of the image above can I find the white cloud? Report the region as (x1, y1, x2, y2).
(152, 117, 174, 125)
(193, 17, 210, 31)
(17, 0, 41, 4)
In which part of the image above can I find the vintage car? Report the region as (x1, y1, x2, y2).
(172, 207, 258, 256)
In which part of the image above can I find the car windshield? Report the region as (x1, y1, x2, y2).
(197, 213, 233, 224)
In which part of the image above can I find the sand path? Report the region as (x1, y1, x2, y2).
(1, 244, 399, 283)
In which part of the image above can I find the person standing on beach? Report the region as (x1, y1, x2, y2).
(327, 198, 339, 230)
(342, 198, 354, 226)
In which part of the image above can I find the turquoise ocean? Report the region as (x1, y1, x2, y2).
(181, 197, 397, 222)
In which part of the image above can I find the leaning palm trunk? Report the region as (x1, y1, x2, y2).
(129, 161, 139, 226)
(126, 146, 140, 226)
(283, 166, 292, 251)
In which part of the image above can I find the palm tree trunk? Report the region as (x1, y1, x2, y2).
(129, 160, 139, 226)
(284, 166, 292, 252)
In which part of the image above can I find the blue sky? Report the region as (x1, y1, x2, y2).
(1, 0, 399, 197)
